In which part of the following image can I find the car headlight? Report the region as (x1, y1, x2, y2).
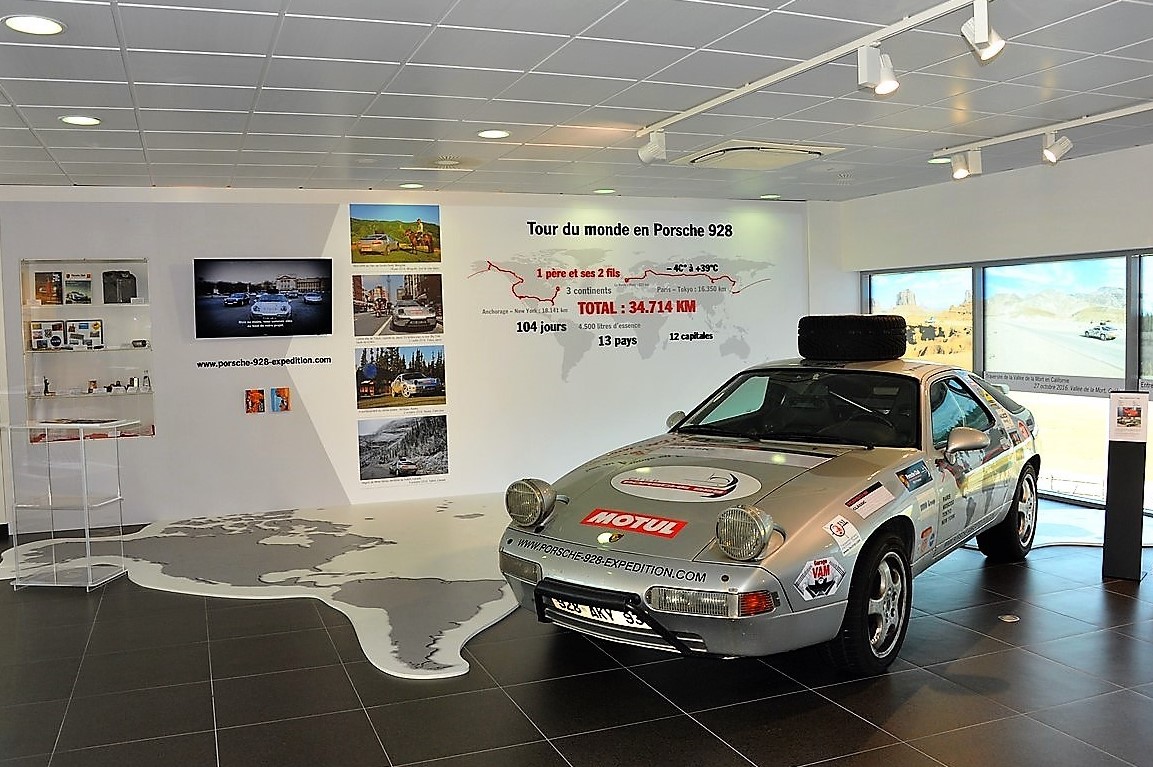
(505, 478, 556, 527)
(716, 504, 774, 561)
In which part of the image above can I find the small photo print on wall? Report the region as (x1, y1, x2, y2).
(34, 272, 62, 305)
(352, 273, 443, 337)
(245, 388, 265, 413)
(351, 204, 441, 265)
(358, 414, 447, 481)
(270, 387, 291, 412)
(63, 273, 93, 304)
(356, 345, 446, 409)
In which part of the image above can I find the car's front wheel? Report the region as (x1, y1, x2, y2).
(976, 464, 1037, 562)
(822, 532, 912, 676)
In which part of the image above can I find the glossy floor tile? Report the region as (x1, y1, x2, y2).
(1, 518, 1151, 767)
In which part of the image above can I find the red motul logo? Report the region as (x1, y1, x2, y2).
(581, 509, 687, 538)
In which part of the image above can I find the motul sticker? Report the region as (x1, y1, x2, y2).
(845, 482, 894, 519)
(823, 515, 862, 555)
(795, 557, 846, 601)
(610, 465, 761, 503)
(581, 508, 687, 538)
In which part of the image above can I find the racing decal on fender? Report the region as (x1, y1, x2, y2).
(845, 482, 895, 519)
(581, 508, 687, 538)
(918, 526, 936, 556)
(795, 557, 846, 601)
(610, 465, 761, 503)
(823, 515, 862, 555)
(896, 460, 932, 491)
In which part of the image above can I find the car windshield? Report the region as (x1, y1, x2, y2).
(676, 368, 920, 448)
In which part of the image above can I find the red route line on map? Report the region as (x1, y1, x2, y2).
(469, 261, 771, 302)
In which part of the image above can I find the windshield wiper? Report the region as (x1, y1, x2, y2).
(676, 424, 744, 438)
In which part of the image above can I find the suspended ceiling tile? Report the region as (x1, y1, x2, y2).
(1010, 91, 1138, 122)
(788, 96, 913, 126)
(864, 105, 981, 132)
(0, 127, 50, 147)
(59, 162, 148, 175)
(653, 50, 795, 90)
(363, 93, 485, 121)
(940, 81, 1068, 113)
(49, 147, 147, 163)
(326, 136, 431, 154)
(569, 105, 664, 131)
(760, 63, 859, 98)
(263, 58, 399, 93)
(350, 116, 458, 140)
(0, 104, 27, 128)
(1096, 74, 1153, 100)
(605, 81, 727, 112)
(248, 113, 359, 135)
(442, 0, 621, 34)
(783, 0, 942, 26)
(257, 89, 376, 116)
(921, 46, 1087, 83)
(665, 111, 778, 136)
(1112, 37, 1153, 63)
(386, 65, 523, 99)
(119, 5, 279, 55)
(709, 91, 826, 119)
(0, 80, 133, 109)
(0, 2, 120, 47)
(585, 0, 765, 47)
(138, 109, 249, 132)
(0, 45, 126, 81)
(536, 38, 690, 80)
(0, 145, 53, 161)
(495, 72, 631, 105)
(527, 124, 635, 147)
(147, 149, 239, 165)
(145, 132, 244, 150)
(276, 16, 424, 62)
(39, 130, 144, 149)
(876, 29, 974, 74)
(0, 173, 70, 185)
(464, 99, 588, 127)
(20, 105, 136, 130)
(410, 27, 564, 70)
(733, 118, 849, 143)
(126, 0, 284, 11)
(238, 151, 326, 166)
(1011, 54, 1153, 92)
(867, 71, 988, 109)
(284, 0, 456, 23)
(955, 112, 1061, 137)
(710, 10, 873, 59)
(127, 51, 265, 86)
(1016, 2, 1153, 54)
(134, 84, 256, 112)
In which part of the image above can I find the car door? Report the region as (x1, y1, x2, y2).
(925, 375, 1011, 554)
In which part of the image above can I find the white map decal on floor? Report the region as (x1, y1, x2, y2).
(0, 496, 518, 679)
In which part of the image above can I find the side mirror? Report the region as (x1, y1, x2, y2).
(666, 411, 687, 430)
(945, 426, 990, 458)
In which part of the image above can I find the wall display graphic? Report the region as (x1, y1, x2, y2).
(193, 258, 333, 338)
(63, 273, 93, 304)
(34, 272, 62, 305)
(1110, 391, 1148, 442)
(358, 414, 447, 481)
(356, 345, 446, 409)
(352, 273, 443, 337)
(28, 321, 65, 350)
(245, 388, 265, 413)
(351, 204, 441, 265)
(870, 268, 972, 369)
(65, 319, 103, 349)
(984, 257, 1124, 396)
(270, 387, 291, 412)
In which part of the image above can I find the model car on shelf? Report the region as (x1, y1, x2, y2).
(223, 292, 249, 306)
(1082, 322, 1117, 340)
(498, 314, 1040, 676)
(390, 371, 444, 397)
(357, 233, 400, 255)
(303, 291, 324, 304)
(249, 293, 292, 320)
(391, 300, 437, 331)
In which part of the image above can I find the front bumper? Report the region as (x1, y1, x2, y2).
(500, 531, 845, 658)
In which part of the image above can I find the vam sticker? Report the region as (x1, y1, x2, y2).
(795, 558, 846, 601)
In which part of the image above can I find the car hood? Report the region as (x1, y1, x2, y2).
(540, 433, 916, 559)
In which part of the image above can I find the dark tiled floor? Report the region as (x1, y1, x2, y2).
(1, 540, 1151, 766)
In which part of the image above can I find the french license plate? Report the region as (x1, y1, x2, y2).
(550, 597, 648, 628)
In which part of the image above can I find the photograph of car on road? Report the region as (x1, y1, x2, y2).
(352, 273, 443, 337)
(194, 258, 332, 339)
(358, 414, 447, 481)
(356, 344, 446, 409)
(351, 204, 441, 265)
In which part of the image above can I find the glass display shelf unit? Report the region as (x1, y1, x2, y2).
(2, 420, 136, 589)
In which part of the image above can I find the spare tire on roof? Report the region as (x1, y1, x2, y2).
(798, 314, 907, 361)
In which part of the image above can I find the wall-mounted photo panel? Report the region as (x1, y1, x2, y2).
(358, 414, 447, 481)
(245, 388, 265, 413)
(270, 387, 291, 412)
(356, 345, 446, 409)
(65, 319, 103, 349)
(34, 272, 62, 305)
(351, 204, 441, 265)
(63, 272, 93, 304)
(870, 267, 973, 369)
(28, 321, 65, 350)
(352, 273, 442, 337)
(194, 258, 333, 338)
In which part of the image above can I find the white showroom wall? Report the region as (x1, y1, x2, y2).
(0, 188, 811, 523)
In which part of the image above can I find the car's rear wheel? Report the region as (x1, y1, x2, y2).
(976, 464, 1037, 562)
(822, 532, 911, 676)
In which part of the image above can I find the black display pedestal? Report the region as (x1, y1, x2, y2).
(1102, 439, 1146, 581)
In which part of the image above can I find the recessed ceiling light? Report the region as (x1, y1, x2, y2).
(4, 15, 65, 35)
(399, 183, 424, 189)
(59, 115, 100, 126)
(477, 129, 510, 139)
(593, 188, 616, 195)
(926, 157, 952, 164)
(759, 194, 782, 200)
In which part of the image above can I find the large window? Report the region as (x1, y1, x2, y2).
(869, 268, 972, 369)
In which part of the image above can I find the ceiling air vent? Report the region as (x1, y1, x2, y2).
(670, 140, 844, 171)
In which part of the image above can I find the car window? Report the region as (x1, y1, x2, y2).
(969, 375, 1027, 414)
(929, 377, 994, 446)
(698, 376, 769, 424)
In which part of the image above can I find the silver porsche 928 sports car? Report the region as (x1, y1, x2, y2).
(498, 315, 1039, 675)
